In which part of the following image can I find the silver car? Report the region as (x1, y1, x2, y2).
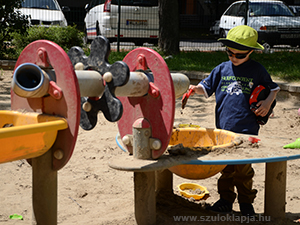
(219, 0, 300, 47)
(84, 0, 159, 45)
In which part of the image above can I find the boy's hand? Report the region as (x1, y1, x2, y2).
(189, 85, 204, 95)
(255, 100, 271, 117)
(254, 89, 279, 117)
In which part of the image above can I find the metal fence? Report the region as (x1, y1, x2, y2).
(59, 1, 300, 51)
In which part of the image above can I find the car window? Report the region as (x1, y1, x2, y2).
(111, 0, 158, 6)
(89, 0, 105, 8)
(237, 2, 247, 17)
(249, 2, 294, 17)
(224, 3, 242, 16)
(21, 0, 59, 10)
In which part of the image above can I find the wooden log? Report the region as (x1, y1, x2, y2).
(264, 161, 287, 218)
(155, 169, 173, 195)
(134, 171, 156, 225)
(32, 150, 57, 225)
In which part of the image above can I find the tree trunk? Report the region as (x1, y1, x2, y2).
(158, 0, 180, 55)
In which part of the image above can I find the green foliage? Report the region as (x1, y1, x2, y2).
(12, 25, 85, 57)
(0, 0, 30, 58)
(108, 51, 128, 64)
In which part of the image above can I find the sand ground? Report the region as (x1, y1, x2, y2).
(1, 70, 300, 224)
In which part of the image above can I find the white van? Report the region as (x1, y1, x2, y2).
(18, 0, 68, 27)
(84, 0, 159, 45)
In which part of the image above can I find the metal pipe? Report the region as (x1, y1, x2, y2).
(75, 70, 104, 97)
(115, 72, 149, 97)
(115, 72, 190, 98)
(12, 63, 104, 98)
(171, 72, 190, 99)
(12, 63, 189, 99)
(12, 63, 50, 98)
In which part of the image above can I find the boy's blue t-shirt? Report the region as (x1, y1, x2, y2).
(199, 59, 279, 135)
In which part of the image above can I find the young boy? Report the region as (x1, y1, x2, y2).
(189, 25, 280, 216)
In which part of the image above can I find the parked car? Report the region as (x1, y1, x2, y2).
(289, 5, 300, 16)
(84, 0, 159, 45)
(17, 0, 69, 27)
(210, 20, 220, 37)
(219, 0, 300, 47)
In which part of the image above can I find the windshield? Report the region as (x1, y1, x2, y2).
(249, 2, 294, 16)
(21, 0, 59, 10)
(111, 0, 158, 6)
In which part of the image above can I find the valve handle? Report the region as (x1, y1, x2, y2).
(68, 36, 130, 130)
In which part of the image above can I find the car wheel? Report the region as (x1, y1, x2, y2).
(108, 38, 115, 44)
(262, 42, 271, 53)
(148, 39, 158, 45)
(219, 29, 226, 38)
(134, 40, 144, 46)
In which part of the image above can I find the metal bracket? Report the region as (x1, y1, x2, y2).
(148, 82, 160, 98)
(48, 81, 63, 100)
(136, 54, 148, 71)
(36, 47, 50, 68)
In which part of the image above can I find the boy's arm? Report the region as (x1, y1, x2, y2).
(255, 89, 279, 117)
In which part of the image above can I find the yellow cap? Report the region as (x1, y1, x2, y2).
(218, 25, 264, 50)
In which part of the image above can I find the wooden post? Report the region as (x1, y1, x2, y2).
(264, 161, 287, 218)
(155, 169, 173, 195)
(134, 171, 156, 225)
(32, 149, 57, 225)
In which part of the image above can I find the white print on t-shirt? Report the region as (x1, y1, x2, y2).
(249, 82, 254, 89)
(226, 81, 243, 95)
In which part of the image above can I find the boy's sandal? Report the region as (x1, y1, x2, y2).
(206, 198, 233, 213)
(239, 203, 256, 216)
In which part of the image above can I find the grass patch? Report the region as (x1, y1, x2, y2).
(251, 51, 300, 81)
(163, 51, 300, 82)
(107, 50, 300, 81)
(164, 51, 226, 72)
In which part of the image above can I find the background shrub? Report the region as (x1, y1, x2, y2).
(0, 0, 30, 59)
(12, 25, 85, 58)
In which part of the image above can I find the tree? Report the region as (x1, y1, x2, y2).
(158, 0, 180, 55)
(0, 0, 30, 59)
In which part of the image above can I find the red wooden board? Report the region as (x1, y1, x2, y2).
(11, 40, 80, 170)
(118, 48, 175, 159)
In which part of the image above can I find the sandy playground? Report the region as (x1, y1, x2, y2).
(1, 69, 300, 224)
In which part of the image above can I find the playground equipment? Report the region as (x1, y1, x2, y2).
(8, 39, 81, 225)
(167, 127, 241, 179)
(3, 36, 300, 225)
(1, 36, 189, 224)
(0, 110, 67, 164)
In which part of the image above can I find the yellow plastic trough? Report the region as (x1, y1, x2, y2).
(168, 127, 240, 179)
(0, 110, 68, 164)
(177, 183, 209, 200)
